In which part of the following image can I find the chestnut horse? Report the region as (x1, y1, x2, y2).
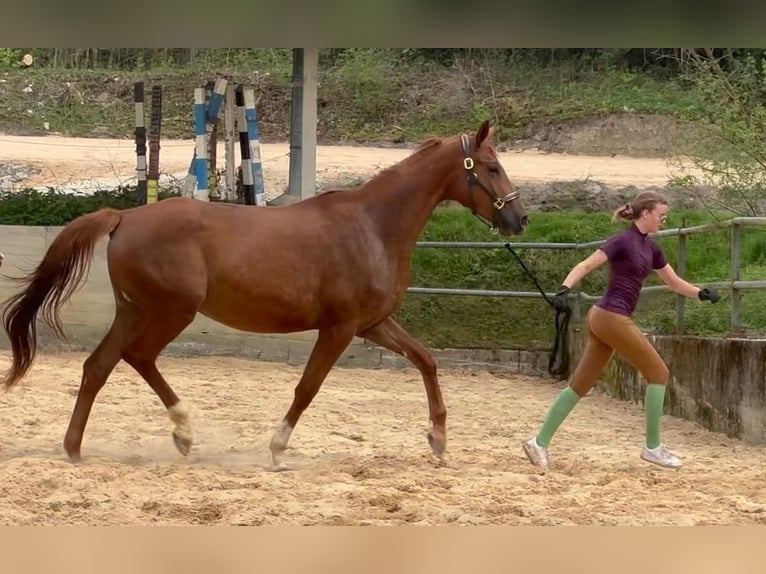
(1, 120, 527, 469)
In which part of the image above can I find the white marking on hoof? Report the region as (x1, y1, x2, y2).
(269, 420, 293, 469)
(168, 402, 193, 454)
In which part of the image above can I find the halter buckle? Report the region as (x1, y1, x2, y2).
(493, 198, 505, 210)
(463, 157, 474, 170)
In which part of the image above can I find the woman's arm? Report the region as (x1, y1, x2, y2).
(654, 263, 704, 297)
(561, 249, 609, 289)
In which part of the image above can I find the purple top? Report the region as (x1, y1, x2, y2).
(596, 224, 668, 316)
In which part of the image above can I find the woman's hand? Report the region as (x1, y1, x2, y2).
(698, 287, 721, 303)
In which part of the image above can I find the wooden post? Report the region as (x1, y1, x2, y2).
(731, 222, 742, 332)
(147, 85, 162, 204)
(675, 219, 687, 333)
(205, 81, 218, 199)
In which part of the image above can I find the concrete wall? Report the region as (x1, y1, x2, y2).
(0, 225, 551, 376)
(570, 328, 766, 444)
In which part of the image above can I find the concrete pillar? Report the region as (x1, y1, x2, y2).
(287, 48, 318, 202)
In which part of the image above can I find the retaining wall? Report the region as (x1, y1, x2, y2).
(570, 327, 766, 444)
(0, 225, 550, 375)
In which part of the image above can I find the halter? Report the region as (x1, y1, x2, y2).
(460, 134, 521, 233)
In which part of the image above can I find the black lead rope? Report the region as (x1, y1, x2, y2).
(503, 243, 571, 379)
(459, 133, 569, 378)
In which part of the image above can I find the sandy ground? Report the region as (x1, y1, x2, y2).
(0, 351, 764, 526)
(0, 135, 754, 526)
(0, 134, 699, 195)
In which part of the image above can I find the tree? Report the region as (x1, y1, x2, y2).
(672, 48, 766, 216)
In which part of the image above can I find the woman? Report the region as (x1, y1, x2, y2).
(522, 191, 720, 472)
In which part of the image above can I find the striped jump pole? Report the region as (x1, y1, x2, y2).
(205, 81, 218, 199)
(147, 85, 162, 204)
(193, 87, 209, 201)
(223, 82, 237, 201)
(235, 85, 255, 205)
(133, 82, 147, 204)
(183, 153, 197, 197)
(243, 87, 266, 206)
(207, 77, 227, 121)
(205, 78, 228, 199)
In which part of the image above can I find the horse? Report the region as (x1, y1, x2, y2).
(0, 119, 528, 470)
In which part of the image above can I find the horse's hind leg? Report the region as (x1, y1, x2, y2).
(270, 325, 356, 470)
(121, 309, 196, 456)
(359, 316, 447, 457)
(63, 301, 143, 461)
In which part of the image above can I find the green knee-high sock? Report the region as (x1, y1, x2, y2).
(645, 383, 666, 449)
(536, 387, 581, 448)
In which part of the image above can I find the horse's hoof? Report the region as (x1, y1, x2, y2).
(427, 431, 446, 456)
(172, 431, 192, 456)
(269, 461, 289, 473)
(63, 441, 82, 463)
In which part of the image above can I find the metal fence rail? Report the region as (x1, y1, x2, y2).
(408, 217, 766, 333)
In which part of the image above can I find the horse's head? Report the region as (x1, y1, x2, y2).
(447, 120, 528, 236)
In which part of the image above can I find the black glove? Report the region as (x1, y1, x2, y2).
(552, 285, 571, 311)
(698, 287, 720, 303)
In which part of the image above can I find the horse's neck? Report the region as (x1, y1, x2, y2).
(363, 156, 453, 252)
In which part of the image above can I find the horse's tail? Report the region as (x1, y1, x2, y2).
(2, 208, 123, 389)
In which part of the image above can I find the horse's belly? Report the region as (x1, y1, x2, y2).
(198, 268, 397, 334)
(199, 279, 348, 334)
(199, 297, 317, 333)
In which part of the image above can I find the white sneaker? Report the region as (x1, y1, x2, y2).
(522, 437, 549, 472)
(641, 444, 682, 469)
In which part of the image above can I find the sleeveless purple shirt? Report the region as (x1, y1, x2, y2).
(596, 224, 668, 316)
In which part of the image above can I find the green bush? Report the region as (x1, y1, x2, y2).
(0, 187, 180, 226)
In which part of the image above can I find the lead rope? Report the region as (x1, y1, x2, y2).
(460, 133, 570, 378)
(502, 243, 571, 378)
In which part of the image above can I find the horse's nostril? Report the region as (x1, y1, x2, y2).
(521, 215, 530, 226)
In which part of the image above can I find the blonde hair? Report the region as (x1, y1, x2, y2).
(612, 191, 668, 223)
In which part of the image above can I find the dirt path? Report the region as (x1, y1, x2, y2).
(0, 351, 763, 526)
(0, 134, 699, 196)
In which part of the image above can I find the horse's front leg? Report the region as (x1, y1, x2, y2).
(359, 316, 447, 458)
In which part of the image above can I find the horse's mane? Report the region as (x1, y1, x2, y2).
(313, 136, 446, 201)
(369, 136, 444, 179)
(415, 136, 443, 151)
(311, 132, 501, 203)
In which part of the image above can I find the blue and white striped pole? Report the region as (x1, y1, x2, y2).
(243, 87, 266, 206)
(183, 153, 197, 197)
(207, 77, 228, 122)
(193, 87, 209, 201)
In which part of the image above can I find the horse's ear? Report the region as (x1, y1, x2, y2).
(475, 120, 491, 148)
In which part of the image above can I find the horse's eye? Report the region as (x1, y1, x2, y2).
(488, 165, 500, 174)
